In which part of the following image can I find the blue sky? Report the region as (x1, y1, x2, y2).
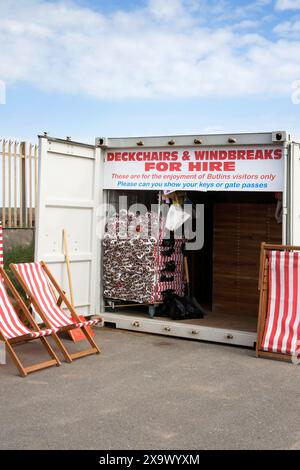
(1, 0, 300, 143)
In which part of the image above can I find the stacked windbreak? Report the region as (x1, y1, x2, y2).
(103, 210, 184, 304)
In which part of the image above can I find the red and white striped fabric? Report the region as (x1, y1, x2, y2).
(0, 274, 56, 340)
(14, 262, 100, 330)
(74, 319, 99, 328)
(0, 224, 3, 268)
(261, 250, 300, 355)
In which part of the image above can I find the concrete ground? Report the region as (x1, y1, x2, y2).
(1, 327, 300, 450)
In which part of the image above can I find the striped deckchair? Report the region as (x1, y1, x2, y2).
(0, 267, 61, 377)
(257, 243, 300, 362)
(10, 261, 102, 362)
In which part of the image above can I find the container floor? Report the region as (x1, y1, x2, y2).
(105, 309, 257, 333)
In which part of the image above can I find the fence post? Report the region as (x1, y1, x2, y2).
(20, 142, 26, 228)
(8, 140, 12, 228)
(1, 138, 37, 229)
(1, 140, 6, 228)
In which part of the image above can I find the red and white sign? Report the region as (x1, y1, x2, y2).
(103, 146, 284, 192)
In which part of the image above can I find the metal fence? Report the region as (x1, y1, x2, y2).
(1, 139, 38, 228)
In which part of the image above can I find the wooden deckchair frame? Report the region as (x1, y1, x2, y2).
(257, 242, 300, 363)
(0, 267, 61, 377)
(10, 261, 101, 363)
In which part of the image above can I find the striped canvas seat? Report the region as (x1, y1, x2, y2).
(0, 274, 57, 340)
(261, 250, 300, 355)
(73, 319, 99, 328)
(11, 261, 101, 363)
(13, 262, 100, 330)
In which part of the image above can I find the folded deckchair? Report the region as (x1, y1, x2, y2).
(10, 261, 102, 363)
(257, 243, 300, 362)
(0, 267, 61, 377)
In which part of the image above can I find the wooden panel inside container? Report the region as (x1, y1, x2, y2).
(213, 202, 282, 317)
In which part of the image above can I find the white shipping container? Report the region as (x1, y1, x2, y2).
(35, 131, 300, 348)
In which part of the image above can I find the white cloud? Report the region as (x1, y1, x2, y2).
(276, 0, 300, 10)
(0, 0, 300, 99)
(148, 0, 185, 20)
(233, 20, 260, 30)
(274, 20, 300, 35)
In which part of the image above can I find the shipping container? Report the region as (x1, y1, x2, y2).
(35, 131, 300, 348)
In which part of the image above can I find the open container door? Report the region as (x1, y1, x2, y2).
(35, 136, 101, 319)
(289, 142, 300, 245)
